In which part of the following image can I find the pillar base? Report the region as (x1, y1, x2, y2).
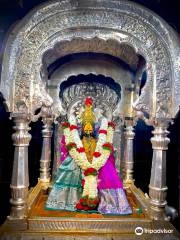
(149, 205, 169, 221)
(9, 186, 28, 219)
(123, 178, 135, 187)
(39, 177, 51, 183)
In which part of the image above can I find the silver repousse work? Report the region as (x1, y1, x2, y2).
(48, 58, 133, 119)
(0, 0, 179, 119)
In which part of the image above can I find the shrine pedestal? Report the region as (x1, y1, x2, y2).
(1, 182, 179, 239)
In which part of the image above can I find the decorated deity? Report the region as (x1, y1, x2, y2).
(46, 97, 132, 214)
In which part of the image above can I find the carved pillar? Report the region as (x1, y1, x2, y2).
(113, 128, 121, 175)
(9, 114, 31, 219)
(120, 125, 126, 180)
(52, 123, 61, 180)
(123, 118, 135, 185)
(39, 107, 53, 182)
(149, 119, 170, 220)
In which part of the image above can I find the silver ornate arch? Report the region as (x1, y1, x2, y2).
(0, 0, 179, 120)
(48, 58, 134, 119)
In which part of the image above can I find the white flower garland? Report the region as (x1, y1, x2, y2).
(63, 114, 114, 199)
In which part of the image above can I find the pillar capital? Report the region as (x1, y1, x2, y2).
(41, 105, 54, 119)
(151, 118, 171, 150)
(124, 117, 135, 139)
(153, 118, 172, 128)
(12, 117, 31, 146)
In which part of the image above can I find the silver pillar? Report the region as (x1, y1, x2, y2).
(123, 118, 135, 185)
(52, 123, 61, 180)
(120, 125, 126, 180)
(113, 128, 122, 176)
(39, 107, 53, 182)
(149, 119, 170, 220)
(9, 114, 31, 219)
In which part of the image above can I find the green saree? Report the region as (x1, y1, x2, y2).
(45, 156, 82, 211)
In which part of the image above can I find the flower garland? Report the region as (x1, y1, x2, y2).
(62, 113, 115, 210)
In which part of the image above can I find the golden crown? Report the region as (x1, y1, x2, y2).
(81, 97, 95, 126)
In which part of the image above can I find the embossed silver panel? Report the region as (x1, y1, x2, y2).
(0, 0, 179, 120)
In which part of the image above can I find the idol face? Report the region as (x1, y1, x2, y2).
(83, 122, 93, 135)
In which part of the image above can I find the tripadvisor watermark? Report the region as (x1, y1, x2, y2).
(135, 227, 174, 236)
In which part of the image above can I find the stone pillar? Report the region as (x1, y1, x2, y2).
(149, 119, 170, 220)
(123, 118, 135, 185)
(39, 106, 53, 182)
(9, 114, 31, 219)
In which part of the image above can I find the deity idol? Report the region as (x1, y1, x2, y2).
(46, 98, 132, 214)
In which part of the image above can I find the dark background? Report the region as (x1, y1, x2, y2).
(0, 0, 180, 231)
